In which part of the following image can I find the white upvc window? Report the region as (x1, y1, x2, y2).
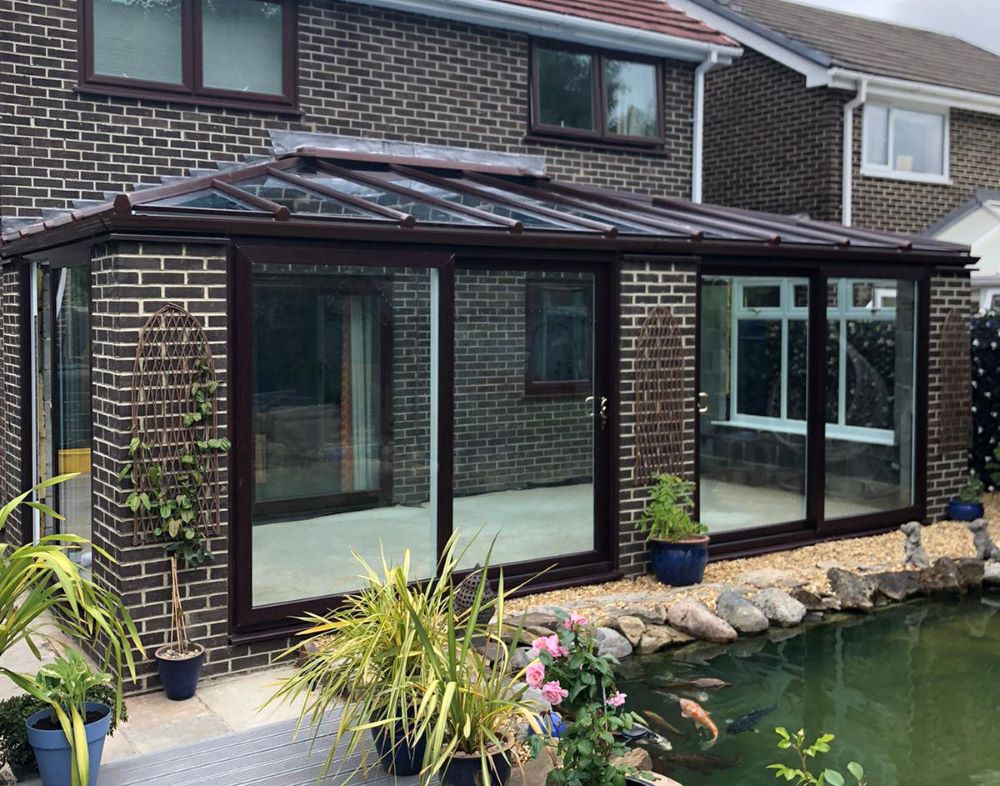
(862, 102, 949, 184)
(723, 278, 900, 446)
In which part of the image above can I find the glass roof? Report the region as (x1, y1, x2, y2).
(150, 189, 256, 211)
(237, 175, 385, 218)
(305, 174, 484, 225)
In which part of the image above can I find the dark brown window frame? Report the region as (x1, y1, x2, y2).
(77, 0, 299, 114)
(529, 40, 665, 148)
(524, 278, 594, 397)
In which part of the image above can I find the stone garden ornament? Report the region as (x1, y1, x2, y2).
(966, 518, 1000, 562)
(900, 521, 930, 569)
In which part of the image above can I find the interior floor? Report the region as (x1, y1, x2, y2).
(700, 477, 894, 533)
(251, 483, 594, 607)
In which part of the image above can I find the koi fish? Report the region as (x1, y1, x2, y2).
(641, 709, 681, 736)
(657, 677, 731, 690)
(679, 698, 719, 744)
(725, 703, 778, 735)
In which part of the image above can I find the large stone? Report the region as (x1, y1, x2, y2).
(510, 646, 534, 670)
(619, 604, 668, 625)
(919, 558, 963, 594)
(956, 558, 985, 591)
(984, 561, 1000, 585)
(614, 615, 647, 647)
(611, 747, 652, 772)
(595, 626, 634, 660)
(827, 567, 875, 612)
(666, 599, 738, 643)
(508, 748, 556, 786)
(871, 570, 922, 602)
(790, 588, 840, 612)
(734, 568, 802, 589)
(715, 590, 769, 634)
(751, 588, 807, 627)
(637, 624, 694, 654)
(509, 611, 561, 629)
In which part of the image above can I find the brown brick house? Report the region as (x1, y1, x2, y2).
(0, 0, 974, 691)
(672, 0, 1000, 304)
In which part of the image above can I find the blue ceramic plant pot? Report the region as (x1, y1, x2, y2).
(26, 702, 110, 786)
(650, 536, 709, 587)
(372, 720, 427, 776)
(947, 499, 985, 521)
(155, 643, 205, 701)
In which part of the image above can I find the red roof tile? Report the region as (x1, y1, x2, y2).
(496, 0, 736, 47)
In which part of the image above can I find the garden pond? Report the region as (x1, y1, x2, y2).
(616, 592, 1000, 786)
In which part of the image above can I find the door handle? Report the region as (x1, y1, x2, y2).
(585, 395, 609, 430)
(698, 392, 709, 414)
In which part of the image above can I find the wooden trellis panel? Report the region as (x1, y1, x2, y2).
(635, 307, 686, 484)
(130, 304, 221, 544)
(939, 308, 972, 453)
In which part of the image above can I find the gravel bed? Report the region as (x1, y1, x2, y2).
(507, 495, 1000, 618)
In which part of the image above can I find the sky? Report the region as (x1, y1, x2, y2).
(787, 0, 1000, 54)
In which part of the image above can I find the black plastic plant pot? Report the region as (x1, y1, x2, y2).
(372, 722, 426, 776)
(441, 751, 512, 786)
(649, 535, 710, 587)
(947, 499, 985, 521)
(155, 643, 205, 701)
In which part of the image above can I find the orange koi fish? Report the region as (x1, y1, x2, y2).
(678, 698, 719, 744)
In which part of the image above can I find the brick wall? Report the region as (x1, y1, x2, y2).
(702, 49, 845, 221)
(926, 269, 973, 520)
(617, 259, 698, 575)
(851, 109, 1000, 234)
(0, 0, 695, 222)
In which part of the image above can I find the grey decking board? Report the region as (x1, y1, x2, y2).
(19, 711, 425, 786)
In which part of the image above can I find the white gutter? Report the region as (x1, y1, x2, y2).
(346, 0, 742, 62)
(826, 68, 1000, 117)
(841, 78, 867, 227)
(692, 50, 718, 203)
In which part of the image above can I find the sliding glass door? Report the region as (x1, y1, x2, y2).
(698, 269, 922, 538)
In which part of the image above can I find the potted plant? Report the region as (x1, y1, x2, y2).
(119, 358, 230, 700)
(0, 476, 141, 786)
(25, 651, 116, 786)
(525, 613, 651, 786)
(269, 538, 473, 781)
(635, 474, 709, 586)
(0, 685, 127, 781)
(948, 475, 986, 521)
(406, 554, 543, 786)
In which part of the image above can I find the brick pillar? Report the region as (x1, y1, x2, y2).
(618, 259, 698, 576)
(1, 260, 30, 546)
(91, 241, 237, 692)
(926, 270, 973, 520)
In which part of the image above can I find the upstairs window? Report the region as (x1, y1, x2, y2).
(80, 0, 296, 111)
(531, 42, 662, 145)
(862, 103, 948, 182)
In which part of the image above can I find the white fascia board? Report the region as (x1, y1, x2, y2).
(826, 69, 1000, 116)
(346, 0, 742, 62)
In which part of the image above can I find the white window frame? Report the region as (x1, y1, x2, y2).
(861, 101, 950, 185)
(717, 277, 902, 446)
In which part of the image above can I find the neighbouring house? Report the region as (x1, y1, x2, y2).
(928, 190, 1000, 312)
(0, 0, 974, 691)
(671, 0, 1000, 306)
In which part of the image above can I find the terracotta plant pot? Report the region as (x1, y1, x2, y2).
(649, 535, 710, 586)
(155, 643, 205, 701)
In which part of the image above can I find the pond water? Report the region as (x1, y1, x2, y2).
(616, 593, 1000, 786)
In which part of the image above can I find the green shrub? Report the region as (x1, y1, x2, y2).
(0, 685, 127, 775)
(958, 475, 985, 504)
(635, 474, 707, 542)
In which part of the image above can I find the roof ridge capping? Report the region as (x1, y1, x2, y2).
(268, 131, 548, 177)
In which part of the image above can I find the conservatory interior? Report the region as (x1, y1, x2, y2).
(0, 138, 969, 637)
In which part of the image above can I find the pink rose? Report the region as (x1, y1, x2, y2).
(606, 691, 627, 709)
(562, 612, 589, 630)
(541, 680, 569, 706)
(525, 660, 545, 689)
(531, 634, 569, 658)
